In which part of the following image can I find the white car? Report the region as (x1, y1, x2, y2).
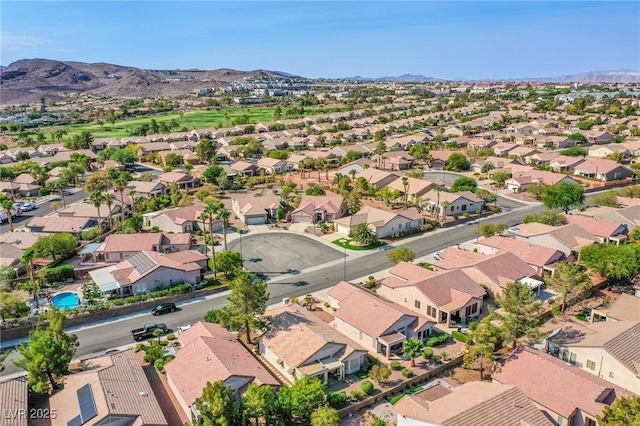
(433, 250, 445, 261)
(20, 200, 37, 211)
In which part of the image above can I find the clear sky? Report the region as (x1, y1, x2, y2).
(1, 1, 638, 80)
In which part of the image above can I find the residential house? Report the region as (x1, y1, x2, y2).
(588, 144, 632, 160)
(26, 216, 97, 238)
(515, 223, 599, 257)
(327, 281, 435, 360)
(427, 151, 454, 170)
(291, 195, 346, 224)
(493, 346, 632, 426)
(89, 250, 203, 296)
(524, 152, 559, 167)
(584, 130, 614, 144)
(259, 304, 368, 383)
(91, 137, 126, 151)
(550, 155, 585, 173)
(534, 135, 575, 149)
(334, 206, 423, 239)
(232, 192, 280, 225)
(126, 181, 167, 199)
(387, 177, 436, 205)
(166, 322, 279, 421)
(93, 232, 191, 263)
(0, 242, 24, 274)
(572, 158, 634, 182)
(57, 202, 120, 228)
(505, 169, 582, 192)
(257, 157, 291, 174)
(138, 142, 172, 160)
(0, 376, 28, 426)
(546, 321, 640, 394)
(0, 231, 52, 250)
(490, 142, 518, 156)
(423, 190, 484, 218)
(474, 236, 565, 276)
(9, 173, 41, 196)
(158, 171, 199, 190)
(581, 205, 640, 229)
(355, 168, 399, 189)
(395, 381, 553, 426)
(377, 263, 486, 327)
(591, 292, 640, 324)
(230, 161, 260, 177)
(142, 203, 221, 233)
(49, 349, 168, 426)
(565, 215, 628, 244)
(376, 151, 415, 171)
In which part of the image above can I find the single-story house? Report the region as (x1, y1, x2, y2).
(26, 216, 97, 239)
(291, 195, 346, 224)
(505, 169, 581, 192)
(143, 203, 221, 233)
(475, 236, 565, 276)
(354, 168, 399, 189)
(158, 171, 199, 190)
(92, 232, 192, 263)
(572, 158, 634, 182)
(515, 223, 599, 257)
(334, 206, 423, 239)
(232, 192, 281, 225)
(422, 190, 484, 217)
(565, 215, 628, 244)
(257, 157, 292, 174)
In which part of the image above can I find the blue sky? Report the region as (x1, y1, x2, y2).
(1, 1, 638, 80)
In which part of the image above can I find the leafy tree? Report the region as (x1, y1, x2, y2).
(64, 131, 93, 150)
(475, 188, 496, 203)
(522, 209, 567, 226)
(495, 281, 544, 348)
(591, 190, 619, 208)
(560, 146, 588, 157)
(464, 311, 501, 379)
(597, 395, 640, 426)
(305, 185, 326, 196)
(164, 152, 183, 167)
(223, 270, 269, 344)
(114, 173, 132, 222)
(0, 350, 8, 372)
(203, 165, 225, 183)
(525, 181, 548, 200)
(403, 337, 423, 367)
(580, 244, 640, 284)
(387, 247, 415, 264)
(345, 191, 362, 215)
(195, 381, 238, 426)
(110, 148, 138, 165)
(310, 406, 340, 426)
(344, 150, 363, 163)
(376, 187, 401, 205)
(14, 308, 79, 393)
(568, 133, 588, 144)
(21, 248, 39, 308)
(542, 182, 585, 213)
(32, 233, 77, 261)
(216, 251, 243, 277)
(368, 363, 391, 385)
(547, 261, 591, 312)
(409, 144, 430, 162)
(288, 377, 327, 423)
(350, 223, 378, 246)
(444, 153, 470, 171)
(477, 223, 508, 238)
(84, 171, 109, 192)
(450, 176, 477, 193)
(244, 383, 277, 426)
(490, 171, 511, 189)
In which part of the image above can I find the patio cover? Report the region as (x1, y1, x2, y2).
(78, 243, 101, 255)
(89, 265, 120, 293)
(378, 332, 406, 346)
(518, 276, 544, 290)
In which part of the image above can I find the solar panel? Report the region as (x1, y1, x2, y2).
(77, 384, 98, 424)
(129, 252, 156, 274)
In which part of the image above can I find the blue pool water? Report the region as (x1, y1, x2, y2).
(51, 292, 80, 310)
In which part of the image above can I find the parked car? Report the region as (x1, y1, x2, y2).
(433, 250, 445, 261)
(151, 302, 176, 316)
(20, 200, 37, 211)
(131, 323, 168, 340)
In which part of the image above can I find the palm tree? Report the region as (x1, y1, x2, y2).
(442, 201, 451, 222)
(198, 211, 210, 266)
(29, 165, 49, 187)
(350, 223, 378, 246)
(128, 190, 137, 213)
(114, 174, 131, 222)
(51, 179, 67, 208)
(103, 193, 115, 230)
(21, 248, 38, 308)
(402, 176, 410, 208)
(349, 169, 357, 183)
(204, 203, 218, 277)
(434, 186, 443, 218)
(403, 337, 424, 367)
(0, 195, 15, 232)
(216, 206, 231, 251)
(89, 191, 105, 232)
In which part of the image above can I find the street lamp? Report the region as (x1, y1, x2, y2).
(237, 228, 244, 267)
(339, 239, 347, 281)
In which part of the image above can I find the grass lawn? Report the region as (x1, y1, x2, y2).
(575, 311, 589, 322)
(332, 238, 385, 251)
(42, 105, 348, 139)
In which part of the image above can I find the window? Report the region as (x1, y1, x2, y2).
(427, 305, 437, 318)
(562, 349, 569, 362)
(404, 297, 407, 303)
(414, 300, 421, 309)
(569, 353, 577, 366)
(462, 204, 467, 211)
(609, 371, 614, 379)
(120, 253, 124, 259)
(586, 360, 596, 370)
(465, 303, 478, 316)
(585, 418, 596, 426)
(398, 223, 403, 229)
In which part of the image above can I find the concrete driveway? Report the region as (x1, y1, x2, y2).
(227, 232, 343, 279)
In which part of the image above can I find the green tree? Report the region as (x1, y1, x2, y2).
(305, 185, 326, 196)
(401, 176, 410, 208)
(560, 146, 588, 157)
(444, 153, 470, 171)
(350, 223, 377, 246)
(403, 337, 424, 367)
(310, 406, 340, 426)
(450, 176, 477, 193)
(525, 181, 548, 200)
(409, 144, 430, 162)
(223, 269, 269, 344)
(0, 350, 8, 372)
(195, 381, 238, 426)
(103, 193, 115, 230)
(477, 223, 508, 238)
(495, 281, 544, 348)
(203, 165, 225, 183)
(597, 395, 640, 426)
(89, 191, 105, 231)
(14, 308, 79, 393)
(205, 202, 219, 276)
(288, 377, 327, 423)
(490, 171, 511, 189)
(591, 190, 619, 208)
(368, 363, 391, 385)
(522, 209, 567, 226)
(197, 138, 217, 164)
(580, 244, 640, 284)
(217, 206, 231, 251)
(21, 248, 39, 308)
(387, 247, 415, 264)
(0, 194, 15, 232)
(244, 383, 277, 426)
(164, 153, 183, 167)
(114, 173, 132, 223)
(542, 182, 585, 214)
(216, 251, 243, 277)
(32, 233, 77, 261)
(345, 191, 362, 215)
(547, 261, 591, 312)
(464, 311, 501, 379)
(110, 148, 138, 165)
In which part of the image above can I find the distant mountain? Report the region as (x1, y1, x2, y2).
(544, 71, 640, 84)
(344, 74, 441, 82)
(0, 59, 297, 104)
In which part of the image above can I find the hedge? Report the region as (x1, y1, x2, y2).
(39, 264, 75, 284)
(389, 395, 404, 405)
(452, 330, 469, 343)
(426, 331, 450, 347)
(327, 391, 348, 409)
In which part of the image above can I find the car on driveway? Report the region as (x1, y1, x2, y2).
(433, 250, 445, 261)
(151, 302, 176, 316)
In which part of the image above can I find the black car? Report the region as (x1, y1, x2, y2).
(151, 303, 176, 316)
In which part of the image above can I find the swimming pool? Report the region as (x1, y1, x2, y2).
(51, 292, 81, 310)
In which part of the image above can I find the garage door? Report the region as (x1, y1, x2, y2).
(246, 215, 266, 225)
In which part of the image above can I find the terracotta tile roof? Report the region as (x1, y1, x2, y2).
(294, 195, 345, 216)
(475, 236, 564, 268)
(410, 269, 486, 308)
(395, 381, 553, 426)
(27, 216, 93, 233)
(166, 322, 278, 407)
(0, 376, 28, 426)
(234, 194, 280, 216)
(388, 262, 438, 282)
(111, 250, 200, 284)
(603, 321, 640, 377)
(101, 232, 191, 253)
(606, 294, 640, 321)
(333, 284, 434, 338)
(355, 168, 399, 185)
(158, 171, 192, 183)
(162, 203, 206, 224)
(261, 304, 366, 369)
(547, 224, 600, 250)
(493, 346, 633, 418)
(464, 252, 537, 289)
(326, 281, 359, 302)
(565, 215, 627, 239)
(58, 202, 116, 218)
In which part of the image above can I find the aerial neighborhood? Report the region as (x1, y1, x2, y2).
(1, 69, 640, 426)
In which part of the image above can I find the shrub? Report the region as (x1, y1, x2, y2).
(547, 298, 555, 305)
(390, 360, 402, 370)
(327, 391, 348, 409)
(468, 321, 478, 331)
(552, 305, 562, 316)
(422, 348, 434, 359)
(39, 264, 75, 284)
(350, 390, 364, 401)
(452, 330, 469, 343)
(361, 380, 374, 395)
(426, 331, 449, 347)
(401, 368, 414, 378)
(432, 355, 442, 365)
(389, 395, 404, 405)
(154, 354, 174, 372)
(142, 345, 164, 364)
(324, 302, 330, 308)
(135, 343, 145, 352)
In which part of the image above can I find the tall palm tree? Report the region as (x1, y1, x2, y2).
(114, 174, 131, 222)
(351, 223, 378, 246)
(216, 205, 231, 251)
(89, 191, 105, 231)
(0, 195, 15, 232)
(442, 201, 451, 222)
(349, 169, 357, 183)
(103, 193, 115, 230)
(204, 203, 218, 277)
(128, 190, 137, 213)
(51, 179, 67, 208)
(21, 248, 38, 308)
(198, 211, 210, 267)
(401, 176, 410, 208)
(434, 186, 442, 218)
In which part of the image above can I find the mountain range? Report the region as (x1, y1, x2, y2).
(1, 58, 639, 105)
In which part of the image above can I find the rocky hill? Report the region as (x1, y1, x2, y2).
(0, 59, 292, 105)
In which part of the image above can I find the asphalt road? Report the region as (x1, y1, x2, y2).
(0, 189, 88, 234)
